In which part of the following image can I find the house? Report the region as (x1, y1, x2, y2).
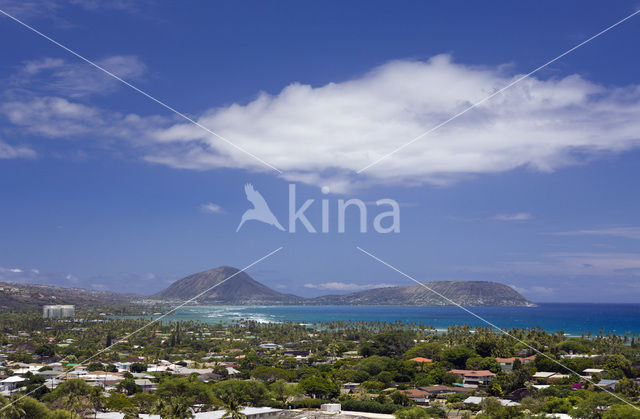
(259, 343, 282, 350)
(449, 369, 496, 387)
(463, 396, 520, 407)
(134, 379, 156, 392)
(595, 379, 619, 390)
(418, 385, 475, 395)
(533, 372, 570, 382)
(283, 350, 310, 359)
(0, 376, 25, 394)
(583, 368, 606, 378)
(495, 356, 535, 372)
(340, 382, 362, 394)
(401, 388, 431, 404)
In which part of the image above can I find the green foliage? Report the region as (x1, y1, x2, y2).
(441, 346, 477, 369)
(465, 356, 501, 373)
(157, 376, 216, 408)
(602, 404, 640, 418)
(360, 330, 416, 358)
(403, 342, 442, 360)
(615, 378, 640, 398)
(117, 378, 142, 395)
(34, 343, 56, 357)
(299, 376, 339, 399)
(130, 362, 147, 373)
(87, 362, 104, 372)
(604, 354, 633, 378)
(476, 397, 520, 419)
(342, 399, 399, 413)
(212, 379, 267, 406)
(571, 392, 620, 419)
(394, 406, 431, 419)
(251, 366, 295, 383)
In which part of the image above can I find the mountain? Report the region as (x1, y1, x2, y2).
(0, 282, 136, 309)
(308, 281, 534, 306)
(151, 266, 303, 305)
(152, 267, 533, 306)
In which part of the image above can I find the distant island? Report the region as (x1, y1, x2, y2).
(151, 266, 535, 307)
(0, 266, 534, 308)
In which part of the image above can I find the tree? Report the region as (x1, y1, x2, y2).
(441, 347, 477, 369)
(157, 376, 216, 409)
(299, 376, 339, 399)
(130, 362, 147, 373)
(60, 393, 91, 419)
(603, 404, 640, 418)
(0, 395, 26, 419)
(87, 362, 105, 372)
(34, 343, 55, 357)
(152, 397, 194, 419)
(221, 397, 246, 419)
(615, 378, 640, 398)
(604, 354, 632, 379)
(88, 387, 106, 419)
(212, 380, 267, 407)
(361, 331, 416, 358)
(117, 378, 142, 395)
(269, 380, 299, 402)
(571, 392, 618, 419)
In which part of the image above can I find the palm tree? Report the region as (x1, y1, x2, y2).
(61, 393, 91, 419)
(0, 396, 26, 419)
(221, 398, 246, 419)
(153, 398, 194, 419)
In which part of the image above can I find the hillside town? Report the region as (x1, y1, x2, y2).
(0, 309, 638, 418)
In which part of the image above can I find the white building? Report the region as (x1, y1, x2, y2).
(43, 305, 75, 318)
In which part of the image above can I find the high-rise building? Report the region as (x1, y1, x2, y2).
(43, 305, 75, 318)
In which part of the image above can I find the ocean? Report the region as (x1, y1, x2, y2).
(147, 303, 640, 336)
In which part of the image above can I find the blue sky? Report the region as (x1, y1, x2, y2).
(1, 1, 640, 302)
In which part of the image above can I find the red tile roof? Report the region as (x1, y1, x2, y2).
(450, 369, 496, 377)
(408, 357, 433, 363)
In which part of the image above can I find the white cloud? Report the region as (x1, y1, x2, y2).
(9, 268, 22, 273)
(145, 55, 640, 191)
(304, 282, 396, 291)
(0, 140, 35, 159)
(5, 54, 640, 191)
(14, 55, 146, 97)
(200, 202, 224, 214)
(0, 96, 167, 142)
(548, 226, 640, 239)
(0, 0, 145, 20)
(489, 212, 533, 221)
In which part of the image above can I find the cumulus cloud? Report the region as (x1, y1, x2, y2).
(200, 202, 225, 214)
(304, 282, 396, 291)
(144, 54, 640, 191)
(5, 54, 640, 191)
(489, 212, 533, 221)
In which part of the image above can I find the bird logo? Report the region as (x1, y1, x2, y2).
(236, 183, 285, 232)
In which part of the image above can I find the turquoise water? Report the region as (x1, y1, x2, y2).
(151, 304, 640, 336)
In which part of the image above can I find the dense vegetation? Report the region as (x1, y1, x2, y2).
(0, 311, 639, 418)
